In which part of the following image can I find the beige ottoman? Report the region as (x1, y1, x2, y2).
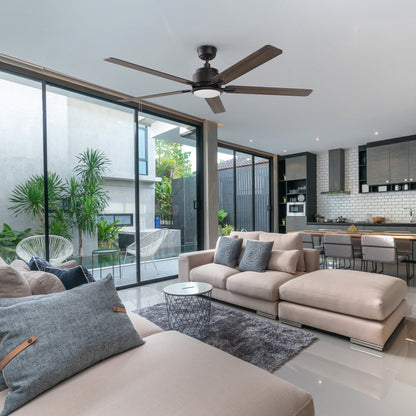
(278, 269, 407, 350)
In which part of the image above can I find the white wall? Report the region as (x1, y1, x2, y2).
(317, 147, 416, 223)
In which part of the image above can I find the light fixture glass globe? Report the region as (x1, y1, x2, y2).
(193, 88, 221, 98)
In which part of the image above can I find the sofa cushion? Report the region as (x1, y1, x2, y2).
(44, 265, 95, 289)
(0, 331, 315, 416)
(23, 270, 66, 294)
(229, 231, 261, 242)
(190, 263, 239, 289)
(227, 270, 298, 302)
(214, 237, 243, 268)
(259, 232, 305, 271)
(9, 259, 30, 272)
(28, 256, 53, 271)
(0, 277, 144, 416)
(267, 250, 301, 274)
(0, 266, 32, 298)
(279, 269, 408, 321)
(238, 240, 273, 272)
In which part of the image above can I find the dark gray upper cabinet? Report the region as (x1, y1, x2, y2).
(409, 141, 416, 182)
(285, 155, 306, 180)
(367, 145, 390, 185)
(389, 142, 409, 183)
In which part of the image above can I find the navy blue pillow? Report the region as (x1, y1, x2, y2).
(28, 256, 53, 271)
(44, 265, 95, 290)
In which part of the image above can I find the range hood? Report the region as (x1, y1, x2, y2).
(320, 148, 350, 194)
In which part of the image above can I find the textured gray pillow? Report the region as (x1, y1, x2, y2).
(214, 237, 243, 268)
(238, 240, 274, 272)
(0, 277, 144, 415)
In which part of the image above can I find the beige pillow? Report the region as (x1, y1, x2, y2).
(267, 250, 300, 274)
(23, 271, 66, 295)
(0, 265, 32, 298)
(10, 259, 30, 272)
(56, 260, 77, 268)
(259, 232, 305, 271)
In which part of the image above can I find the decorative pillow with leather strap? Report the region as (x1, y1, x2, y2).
(0, 277, 144, 416)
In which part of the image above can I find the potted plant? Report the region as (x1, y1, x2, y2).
(282, 196, 287, 203)
(282, 218, 286, 226)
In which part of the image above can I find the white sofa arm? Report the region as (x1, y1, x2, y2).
(178, 250, 215, 282)
(303, 248, 320, 272)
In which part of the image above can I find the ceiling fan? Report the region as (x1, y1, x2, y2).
(105, 45, 312, 114)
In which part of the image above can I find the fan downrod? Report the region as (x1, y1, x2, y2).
(197, 45, 217, 62)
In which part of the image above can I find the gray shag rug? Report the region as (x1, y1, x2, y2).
(135, 302, 317, 373)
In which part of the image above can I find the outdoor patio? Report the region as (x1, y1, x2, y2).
(89, 257, 179, 286)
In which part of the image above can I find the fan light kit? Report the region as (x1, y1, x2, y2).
(105, 44, 312, 114)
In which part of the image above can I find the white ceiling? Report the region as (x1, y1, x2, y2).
(2, 0, 416, 154)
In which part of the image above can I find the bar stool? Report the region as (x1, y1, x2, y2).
(361, 235, 409, 279)
(323, 234, 360, 270)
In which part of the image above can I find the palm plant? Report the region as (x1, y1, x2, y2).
(97, 219, 122, 249)
(9, 172, 66, 227)
(66, 149, 110, 256)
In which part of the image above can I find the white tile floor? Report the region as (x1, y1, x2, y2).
(119, 282, 416, 415)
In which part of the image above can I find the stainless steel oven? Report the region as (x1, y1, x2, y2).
(287, 202, 306, 216)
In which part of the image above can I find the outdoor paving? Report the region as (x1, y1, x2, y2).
(89, 257, 179, 286)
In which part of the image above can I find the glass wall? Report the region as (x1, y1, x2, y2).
(217, 145, 272, 233)
(0, 72, 44, 262)
(137, 114, 199, 282)
(46, 86, 136, 287)
(0, 68, 202, 287)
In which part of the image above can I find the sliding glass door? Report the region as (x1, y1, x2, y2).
(217, 145, 272, 233)
(137, 113, 199, 282)
(0, 68, 203, 288)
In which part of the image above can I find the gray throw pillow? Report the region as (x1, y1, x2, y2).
(214, 237, 243, 268)
(0, 276, 144, 416)
(238, 240, 274, 272)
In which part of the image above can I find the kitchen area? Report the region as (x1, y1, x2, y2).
(279, 135, 416, 234)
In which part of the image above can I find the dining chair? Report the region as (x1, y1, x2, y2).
(323, 234, 360, 270)
(301, 232, 324, 264)
(361, 235, 409, 279)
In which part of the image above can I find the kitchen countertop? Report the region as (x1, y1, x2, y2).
(307, 222, 416, 226)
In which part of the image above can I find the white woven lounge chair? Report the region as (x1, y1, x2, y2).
(124, 229, 168, 274)
(16, 235, 74, 266)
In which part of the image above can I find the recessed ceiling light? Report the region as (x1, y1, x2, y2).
(249, 139, 253, 143)
(315, 137, 320, 141)
(374, 131, 379, 135)
(318, 380, 322, 384)
(283, 149, 287, 153)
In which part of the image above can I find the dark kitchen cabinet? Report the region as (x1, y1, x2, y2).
(285, 156, 307, 180)
(409, 141, 416, 182)
(389, 142, 409, 184)
(367, 145, 390, 185)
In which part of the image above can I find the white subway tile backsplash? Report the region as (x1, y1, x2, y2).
(316, 147, 416, 223)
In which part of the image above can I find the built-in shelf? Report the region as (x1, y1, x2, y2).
(320, 191, 351, 195)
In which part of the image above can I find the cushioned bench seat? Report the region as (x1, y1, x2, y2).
(226, 270, 301, 302)
(278, 269, 407, 350)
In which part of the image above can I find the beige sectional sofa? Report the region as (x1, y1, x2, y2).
(0, 312, 315, 416)
(179, 231, 320, 317)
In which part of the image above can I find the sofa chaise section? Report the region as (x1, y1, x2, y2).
(0, 313, 315, 416)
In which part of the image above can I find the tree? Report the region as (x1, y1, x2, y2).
(9, 172, 67, 229)
(155, 140, 193, 216)
(66, 149, 110, 256)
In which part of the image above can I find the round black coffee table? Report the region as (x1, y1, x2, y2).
(163, 282, 213, 339)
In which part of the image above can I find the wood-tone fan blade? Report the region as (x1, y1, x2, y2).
(105, 57, 193, 85)
(205, 96, 226, 114)
(224, 85, 313, 96)
(211, 45, 282, 85)
(118, 90, 191, 103)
